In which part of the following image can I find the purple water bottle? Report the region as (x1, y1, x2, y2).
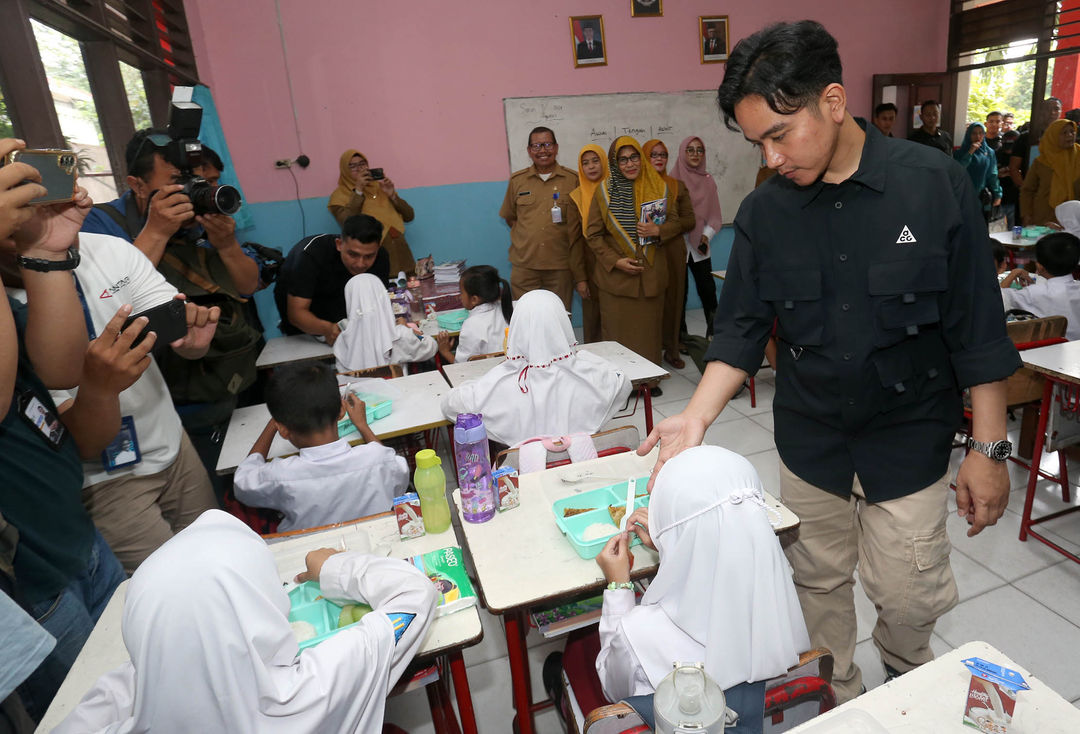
(454, 413, 497, 523)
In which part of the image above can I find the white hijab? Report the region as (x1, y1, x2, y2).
(441, 289, 631, 445)
(334, 273, 398, 371)
(1056, 200, 1080, 238)
(621, 446, 809, 691)
(54, 510, 400, 734)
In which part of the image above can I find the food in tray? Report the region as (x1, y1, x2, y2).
(608, 504, 627, 528)
(563, 507, 594, 518)
(337, 603, 373, 628)
(290, 620, 318, 643)
(582, 523, 619, 541)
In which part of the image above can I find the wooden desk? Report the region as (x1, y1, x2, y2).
(1019, 341, 1080, 564)
(256, 334, 335, 369)
(37, 516, 484, 734)
(441, 341, 669, 433)
(790, 641, 1080, 732)
(453, 450, 799, 734)
(215, 371, 453, 475)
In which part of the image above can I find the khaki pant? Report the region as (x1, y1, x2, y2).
(780, 461, 958, 703)
(82, 432, 218, 574)
(510, 266, 574, 312)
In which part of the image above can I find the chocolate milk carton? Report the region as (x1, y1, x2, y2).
(962, 657, 1030, 733)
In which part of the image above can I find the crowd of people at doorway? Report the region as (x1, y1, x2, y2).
(873, 95, 1080, 231)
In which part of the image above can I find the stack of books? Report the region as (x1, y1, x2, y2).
(434, 260, 465, 285)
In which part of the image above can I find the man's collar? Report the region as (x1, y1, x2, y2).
(786, 117, 887, 208)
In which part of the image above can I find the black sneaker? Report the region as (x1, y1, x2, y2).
(883, 662, 904, 682)
(650, 386, 663, 397)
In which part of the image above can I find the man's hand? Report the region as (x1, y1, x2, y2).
(324, 321, 341, 346)
(0, 139, 46, 242)
(992, 198, 1001, 207)
(82, 305, 156, 396)
(295, 548, 341, 583)
(143, 185, 193, 239)
(197, 213, 239, 250)
(12, 186, 93, 258)
(170, 294, 220, 358)
(378, 177, 397, 199)
(595, 532, 632, 584)
(954, 452, 1010, 536)
(575, 280, 590, 300)
(638, 412, 708, 491)
(615, 257, 645, 275)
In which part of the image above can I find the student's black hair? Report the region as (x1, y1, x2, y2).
(873, 102, 897, 117)
(199, 145, 225, 173)
(265, 362, 341, 436)
(920, 99, 940, 109)
(528, 126, 557, 145)
(341, 214, 383, 244)
(460, 265, 513, 322)
(125, 128, 170, 180)
(1035, 231, 1080, 277)
(716, 20, 842, 132)
(991, 241, 1007, 267)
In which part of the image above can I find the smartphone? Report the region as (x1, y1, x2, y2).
(368, 167, 385, 180)
(1, 150, 78, 205)
(122, 299, 188, 347)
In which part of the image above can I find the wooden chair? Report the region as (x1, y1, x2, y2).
(466, 351, 505, 361)
(338, 363, 404, 379)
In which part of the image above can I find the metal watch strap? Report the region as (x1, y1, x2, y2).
(16, 246, 80, 272)
(967, 437, 1011, 462)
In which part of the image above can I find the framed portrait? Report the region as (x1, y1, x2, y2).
(571, 16, 607, 68)
(700, 16, 730, 64)
(631, 0, 662, 18)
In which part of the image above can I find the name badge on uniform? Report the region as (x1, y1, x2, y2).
(17, 391, 66, 450)
(102, 415, 142, 471)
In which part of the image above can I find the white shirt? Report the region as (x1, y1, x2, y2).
(1001, 274, 1080, 340)
(233, 438, 408, 532)
(455, 302, 508, 362)
(38, 233, 183, 484)
(596, 589, 653, 701)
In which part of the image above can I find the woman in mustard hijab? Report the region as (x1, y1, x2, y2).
(586, 136, 674, 390)
(567, 144, 608, 343)
(1020, 119, 1080, 226)
(328, 150, 416, 275)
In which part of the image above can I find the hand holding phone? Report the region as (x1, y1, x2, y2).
(82, 305, 157, 397)
(122, 299, 188, 348)
(1, 149, 78, 205)
(368, 167, 385, 180)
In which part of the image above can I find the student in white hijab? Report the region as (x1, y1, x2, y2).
(334, 273, 437, 372)
(1055, 200, 1080, 237)
(53, 510, 437, 734)
(440, 289, 632, 446)
(595, 445, 809, 703)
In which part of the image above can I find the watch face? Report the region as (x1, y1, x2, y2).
(992, 440, 1013, 461)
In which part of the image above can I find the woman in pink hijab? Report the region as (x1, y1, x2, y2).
(671, 136, 724, 338)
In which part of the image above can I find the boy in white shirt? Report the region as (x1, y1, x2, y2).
(233, 362, 408, 531)
(1000, 231, 1080, 339)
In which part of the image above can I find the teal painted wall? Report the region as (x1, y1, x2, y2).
(240, 182, 733, 338)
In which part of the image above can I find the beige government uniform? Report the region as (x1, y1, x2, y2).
(500, 164, 579, 310)
(660, 180, 695, 355)
(565, 197, 600, 342)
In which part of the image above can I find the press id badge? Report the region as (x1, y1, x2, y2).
(102, 415, 142, 471)
(17, 392, 66, 450)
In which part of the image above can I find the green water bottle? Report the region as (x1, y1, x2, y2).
(414, 449, 451, 533)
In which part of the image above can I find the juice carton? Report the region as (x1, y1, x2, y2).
(493, 466, 519, 512)
(393, 493, 425, 539)
(962, 657, 1029, 733)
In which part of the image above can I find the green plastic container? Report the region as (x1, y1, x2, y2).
(337, 391, 393, 438)
(288, 581, 361, 650)
(436, 308, 469, 331)
(552, 478, 651, 560)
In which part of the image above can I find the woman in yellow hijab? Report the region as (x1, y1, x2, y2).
(328, 149, 416, 275)
(567, 144, 608, 343)
(585, 136, 675, 384)
(1020, 119, 1080, 226)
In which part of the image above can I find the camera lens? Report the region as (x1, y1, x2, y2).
(212, 184, 241, 215)
(185, 177, 242, 215)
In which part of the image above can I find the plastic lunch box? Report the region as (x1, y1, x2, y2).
(288, 581, 361, 650)
(551, 478, 651, 560)
(336, 390, 393, 437)
(435, 308, 469, 331)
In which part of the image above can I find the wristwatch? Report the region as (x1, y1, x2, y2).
(17, 246, 80, 272)
(967, 437, 1013, 462)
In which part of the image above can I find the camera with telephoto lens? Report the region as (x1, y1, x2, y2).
(166, 101, 241, 216)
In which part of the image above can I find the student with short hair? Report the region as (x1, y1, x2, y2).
(871, 102, 896, 137)
(1000, 230, 1080, 339)
(437, 265, 514, 364)
(233, 362, 408, 531)
(333, 273, 438, 372)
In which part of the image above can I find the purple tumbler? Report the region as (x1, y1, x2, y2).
(454, 413, 497, 523)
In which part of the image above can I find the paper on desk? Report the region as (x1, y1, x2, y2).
(268, 526, 391, 590)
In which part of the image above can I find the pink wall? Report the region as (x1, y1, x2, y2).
(184, 0, 949, 204)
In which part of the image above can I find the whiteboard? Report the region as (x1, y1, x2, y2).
(503, 90, 760, 224)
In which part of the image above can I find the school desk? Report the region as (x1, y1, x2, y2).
(36, 515, 484, 734)
(1017, 340, 1080, 564)
(788, 641, 1080, 732)
(451, 448, 799, 734)
(989, 229, 1037, 268)
(256, 333, 335, 369)
(441, 341, 670, 434)
(214, 370, 453, 475)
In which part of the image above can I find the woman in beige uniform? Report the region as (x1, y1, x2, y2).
(328, 149, 416, 276)
(643, 138, 695, 369)
(586, 136, 674, 393)
(567, 144, 608, 343)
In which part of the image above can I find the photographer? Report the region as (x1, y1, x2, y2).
(81, 127, 263, 500)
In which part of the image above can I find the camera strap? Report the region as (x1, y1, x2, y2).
(73, 277, 97, 340)
(162, 250, 223, 297)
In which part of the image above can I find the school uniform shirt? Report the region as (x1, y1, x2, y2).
(233, 439, 407, 532)
(1002, 274, 1080, 340)
(53, 511, 437, 734)
(500, 164, 579, 270)
(455, 302, 509, 362)
(708, 122, 1021, 500)
(596, 447, 808, 702)
(333, 273, 437, 371)
(37, 233, 184, 485)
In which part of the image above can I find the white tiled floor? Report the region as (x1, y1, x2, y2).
(384, 309, 1080, 731)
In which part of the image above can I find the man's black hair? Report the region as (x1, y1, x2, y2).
(200, 145, 225, 173)
(341, 213, 383, 244)
(125, 128, 169, 180)
(920, 100, 940, 109)
(716, 20, 842, 132)
(265, 362, 341, 436)
(1066, 108, 1080, 125)
(528, 126, 557, 145)
(1035, 232, 1080, 277)
(874, 102, 897, 117)
(987, 110, 1003, 119)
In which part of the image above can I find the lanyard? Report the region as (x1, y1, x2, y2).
(73, 277, 97, 340)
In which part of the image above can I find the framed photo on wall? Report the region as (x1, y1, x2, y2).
(631, 0, 662, 18)
(700, 16, 729, 64)
(571, 16, 607, 68)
